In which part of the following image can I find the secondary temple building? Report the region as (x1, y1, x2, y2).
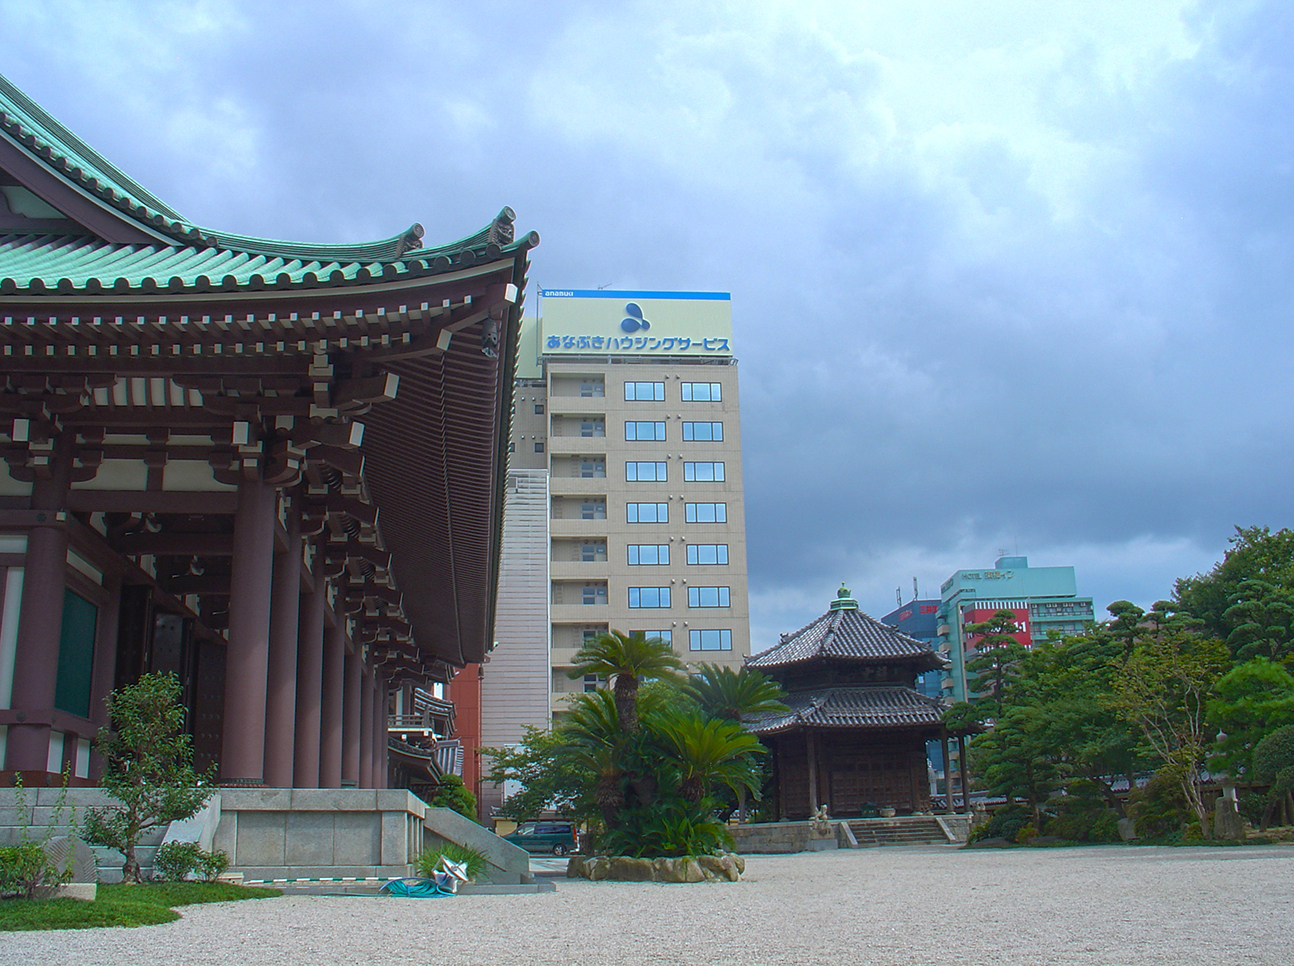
(0, 72, 533, 790)
(747, 587, 951, 818)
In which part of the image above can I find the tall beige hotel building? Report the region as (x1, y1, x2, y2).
(479, 290, 751, 809)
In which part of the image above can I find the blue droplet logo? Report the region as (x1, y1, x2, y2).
(620, 302, 651, 333)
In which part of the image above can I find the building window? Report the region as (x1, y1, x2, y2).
(534, 403, 545, 415)
(627, 544, 670, 566)
(638, 629, 673, 645)
(628, 587, 671, 608)
(627, 502, 668, 524)
(625, 421, 666, 441)
(683, 461, 724, 482)
(582, 627, 604, 645)
(580, 380, 604, 398)
(582, 584, 608, 605)
(534, 441, 545, 453)
(580, 542, 607, 562)
(687, 586, 730, 608)
(681, 382, 721, 402)
(624, 381, 665, 401)
(685, 502, 727, 523)
(580, 459, 606, 478)
(686, 544, 729, 565)
(689, 629, 732, 651)
(581, 500, 607, 520)
(580, 419, 605, 438)
(583, 674, 607, 693)
(626, 461, 667, 482)
(682, 421, 723, 442)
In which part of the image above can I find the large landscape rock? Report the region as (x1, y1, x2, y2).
(567, 853, 743, 882)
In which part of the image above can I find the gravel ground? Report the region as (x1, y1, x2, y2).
(4, 844, 1292, 966)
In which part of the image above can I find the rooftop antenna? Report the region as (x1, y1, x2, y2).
(896, 587, 902, 607)
(596, 283, 612, 290)
(913, 577, 919, 600)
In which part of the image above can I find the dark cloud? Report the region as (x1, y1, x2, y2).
(2, 0, 1289, 645)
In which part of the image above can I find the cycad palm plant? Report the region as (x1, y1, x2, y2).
(560, 690, 628, 825)
(683, 663, 789, 722)
(656, 713, 768, 803)
(568, 630, 686, 734)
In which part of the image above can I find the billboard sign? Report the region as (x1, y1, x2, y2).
(961, 607, 1032, 650)
(538, 289, 732, 357)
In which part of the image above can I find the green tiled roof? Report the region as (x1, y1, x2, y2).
(0, 220, 536, 296)
(0, 71, 529, 269)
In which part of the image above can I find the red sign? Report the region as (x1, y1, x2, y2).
(961, 607, 1031, 649)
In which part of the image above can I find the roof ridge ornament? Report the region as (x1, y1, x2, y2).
(829, 584, 859, 611)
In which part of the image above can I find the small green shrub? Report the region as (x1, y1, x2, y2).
(429, 775, 479, 821)
(1128, 771, 1189, 840)
(416, 841, 488, 882)
(0, 776, 74, 899)
(1090, 810, 1121, 842)
(1044, 782, 1122, 843)
(153, 842, 201, 882)
(197, 848, 229, 882)
(1238, 791, 1268, 826)
(1014, 822, 1038, 844)
(973, 803, 1031, 843)
(153, 842, 230, 883)
(966, 821, 991, 845)
(596, 797, 734, 858)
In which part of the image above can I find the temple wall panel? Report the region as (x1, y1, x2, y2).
(70, 460, 147, 491)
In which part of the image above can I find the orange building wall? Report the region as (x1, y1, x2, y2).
(447, 663, 484, 817)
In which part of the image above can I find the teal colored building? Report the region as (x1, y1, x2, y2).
(936, 556, 1095, 702)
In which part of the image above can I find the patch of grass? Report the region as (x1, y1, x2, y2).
(0, 881, 281, 931)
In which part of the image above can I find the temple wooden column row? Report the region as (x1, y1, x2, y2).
(0, 70, 534, 788)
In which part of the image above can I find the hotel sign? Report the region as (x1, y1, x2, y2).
(538, 289, 733, 357)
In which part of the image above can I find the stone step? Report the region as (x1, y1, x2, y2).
(846, 818, 951, 847)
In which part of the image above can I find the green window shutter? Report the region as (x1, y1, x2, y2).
(54, 589, 98, 718)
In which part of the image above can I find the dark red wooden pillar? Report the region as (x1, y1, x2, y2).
(956, 733, 969, 814)
(5, 440, 72, 773)
(318, 611, 345, 788)
(358, 664, 374, 788)
(805, 731, 819, 814)
(371, 672, 388, 789)
(292, 552, 325, 788)
(341, 645, 361, 786)
(220, 480, 277, 785)
(262, 501, 301, 787)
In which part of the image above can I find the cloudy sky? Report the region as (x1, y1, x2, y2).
(3, 1, 1290, 647)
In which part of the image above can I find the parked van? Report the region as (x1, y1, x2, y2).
(502, 821, 579, 856)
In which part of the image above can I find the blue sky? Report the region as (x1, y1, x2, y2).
(2, 1, 1289, 647)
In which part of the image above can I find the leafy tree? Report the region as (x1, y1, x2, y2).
(81, 672, 215, 882)
(1252, 724, 1294, 827)
(568, 630, 685, 734)
(1207, 658, 1294, 781)
(964, 609, 1030, 715)
(682, 663, 788, 722)
(482, 726, 595, 825)
(1112, 634, 1230, 837)
(1106, 601, 1145, 661)
(1004, 628, 1147, 811)
(1221, 579, 1294, 663)
(969, 704, 1062, 827)
(429, 774, 479, 821)
(1174, 526, 1294, 639)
